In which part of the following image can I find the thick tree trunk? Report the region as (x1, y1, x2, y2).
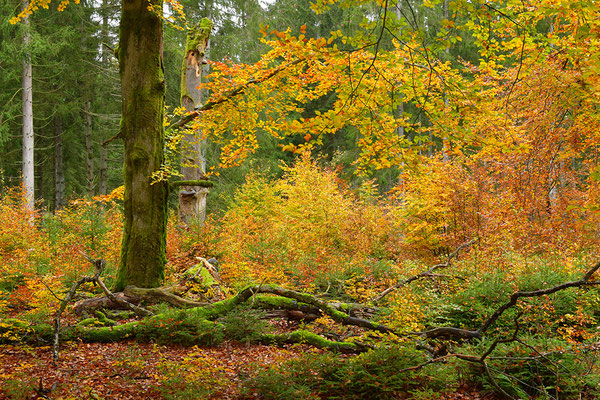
(54, 116, 64, 210)
(114, 0, 168, 290)
(179, 19, 212, 225)
(21, 1, 34, 210)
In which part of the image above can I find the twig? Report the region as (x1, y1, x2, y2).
(38, 278, 65, 302)
(373, 238, 477, 303)
(53, 261, 104, 365)
(52, 255, 152, 365)
(480, 260, 600, 333)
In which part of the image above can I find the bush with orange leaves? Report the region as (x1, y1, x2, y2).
(0, 187, 124, 320)
(215, 154, 401, 293)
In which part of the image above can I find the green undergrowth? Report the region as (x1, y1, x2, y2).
(241, 344, 447, 400)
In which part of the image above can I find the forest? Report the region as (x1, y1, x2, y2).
(1, 0, 600, 398)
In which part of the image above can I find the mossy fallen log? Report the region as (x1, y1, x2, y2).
(1, 285, 387, 353)
(261, 330, 361, 353)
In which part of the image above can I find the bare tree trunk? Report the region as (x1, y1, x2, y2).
(21, 0, 34, 210)
(442, 0, 450, 162)
(54, 116, 64, 210)
(114, 0, 168, 290)
(179, 20, 212, 225)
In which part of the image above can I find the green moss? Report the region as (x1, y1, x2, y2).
(137, 308, 224, 345)
(76, 318, 99, 327)
(94, 311, 116, 326)
(180, 18, 213, 102)
(185, 18, 213, 54)
(75, 322, 137, 342)
(261, 330, 358, 352)
(115, 0, 168, 291)
(183, 264, 217, 286)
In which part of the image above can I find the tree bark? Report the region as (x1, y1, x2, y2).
(21, 0, 34, 210)
(84, 98, 94, 196)
(97, 0, 110, 196)
(54, 116, 64, 210)
(179, 19, 212, 225)
(114, 0, 168, 290)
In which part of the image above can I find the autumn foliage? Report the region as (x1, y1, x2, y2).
(3, 0, 600, 397)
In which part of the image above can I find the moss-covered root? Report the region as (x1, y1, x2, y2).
(237, 285, 395, 335)
(261, 330, 362, 353)
(0, 318, 134, 344)
(71, 321, 138, 343)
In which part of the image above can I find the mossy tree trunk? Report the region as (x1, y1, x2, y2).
(179, 19, 213, 224)
(114, 0, 167, 290)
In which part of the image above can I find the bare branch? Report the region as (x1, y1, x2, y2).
(373, 238, 477, 303)
(170, 58, 306, 130)
(480, 260, 600, 333)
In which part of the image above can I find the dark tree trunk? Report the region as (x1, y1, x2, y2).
(114, 0, 167, 290)
(84, 98, 94, 196)
(54, 116, 64, 210)
(98, 0, 110, 196)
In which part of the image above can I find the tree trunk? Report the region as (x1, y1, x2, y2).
(98, 0, 110, 196)
(21, 1, 34, 210)
(84, 98, 94, 196)
(114, 0, 168, 290)
(54, 116, 64, 210)
(99, 143, 108, 195)
(179, 19, 212, 225)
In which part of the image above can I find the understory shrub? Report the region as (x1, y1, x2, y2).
(457, 336, 600, 399)
(243, 344, 442, 400)
(216, 154, 400, 292)
(219, 305, 271, 344)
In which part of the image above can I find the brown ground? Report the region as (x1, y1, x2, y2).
(0, 340, 498, 400)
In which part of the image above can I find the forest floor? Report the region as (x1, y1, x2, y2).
(0, 338, 499, 400)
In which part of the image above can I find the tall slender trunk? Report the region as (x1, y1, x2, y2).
(442, 0, 450, 162)
(179, 19, 212, 225)
(21, 1, 34, 209)
(395, 4, 404, 138)
(84, 98, 94, 196)
(114, 0, 168, 290)
(54, 116, 64, 210)
(99, 144, 108, 195)
(98, 0, 110, 196)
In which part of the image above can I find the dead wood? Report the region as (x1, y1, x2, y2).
(53, 257, 152, 364)
(479, 259, 600, 333)
(73, 292, 140, 315)
(123, 286, 209, 308)
(373, 238, 477, 304)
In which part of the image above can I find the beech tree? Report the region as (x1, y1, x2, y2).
(112, 0, 169, 289)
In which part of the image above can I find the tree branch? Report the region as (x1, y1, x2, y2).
(480, 260, 600, 333)
(373, 238, 477, 303)
(170, 58, 306, 130)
